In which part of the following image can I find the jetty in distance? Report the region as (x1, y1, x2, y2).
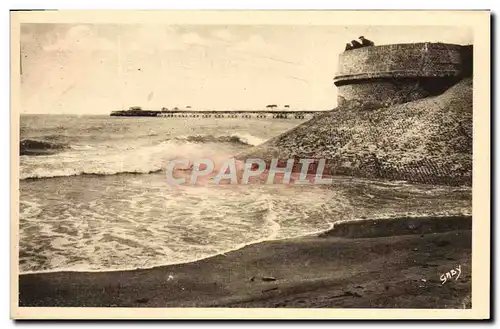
(110, 106, 324, 119)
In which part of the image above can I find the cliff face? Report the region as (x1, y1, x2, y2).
(239, 77, 472, 186)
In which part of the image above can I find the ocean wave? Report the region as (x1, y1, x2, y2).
(20, 139, 68, 156)
(19, 132, 265, 180)
(19, 138, 226, 180)
(21, 168, 164, 180)
(173, 133, 266, 146)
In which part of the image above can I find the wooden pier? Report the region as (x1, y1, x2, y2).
(110, 109, 324, 120)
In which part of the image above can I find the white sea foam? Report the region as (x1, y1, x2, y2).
(230, 132, 267, 146)
(19, 176, 471, 274)
(18, 116, 472, 274)
(19, 131, 268, 180)
(19, 140, 222, 179)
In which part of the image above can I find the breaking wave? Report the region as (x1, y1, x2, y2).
(21, 168, 164, 180)
(173, 133, 266, 146)
(19, 133, 263, 180)
(20, 132, 267, 180)
(20, 139, 68, 156)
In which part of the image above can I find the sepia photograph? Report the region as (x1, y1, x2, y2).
(10, 10, 490, 319)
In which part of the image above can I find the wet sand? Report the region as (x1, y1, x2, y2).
(19, 215, 471, 308)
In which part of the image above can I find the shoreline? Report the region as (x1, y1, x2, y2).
(19, 215, 472, 308)
(18, 213, 468, 276)
(17, 222, 333, 276)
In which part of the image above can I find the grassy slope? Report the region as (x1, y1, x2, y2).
(240, 78, 472, 185)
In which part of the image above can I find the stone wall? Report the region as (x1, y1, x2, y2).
(239, 78, 472, 186)
(237, 42, 473, 186)
(336, 79, 431, 108)
(334, 43, 467, 108)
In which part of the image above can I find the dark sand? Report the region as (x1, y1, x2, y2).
(19, 215, 471, 308)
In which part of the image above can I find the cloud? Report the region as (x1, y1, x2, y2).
(117, 26, 182, 52)
(66, 25, 91, 39)
(181, 32, 206, 46)
(231, 34, 267, 52)
(40, 25, 211, 56)
(43, 25, 115, 52)
(211, 29, 233, 41)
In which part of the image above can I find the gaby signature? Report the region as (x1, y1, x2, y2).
(440, 265, 462, 285)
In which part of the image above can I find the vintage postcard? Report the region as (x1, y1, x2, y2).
(10, 10, 490, 319)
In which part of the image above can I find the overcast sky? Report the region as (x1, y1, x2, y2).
(20, 24, 472, 114)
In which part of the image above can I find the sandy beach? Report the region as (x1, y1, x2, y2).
(19, 215, 471, 308)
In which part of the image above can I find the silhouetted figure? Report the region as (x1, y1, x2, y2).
(359, 36, 374, 47)
(350, 40, 362, 49)
(345, 43, 354, 51)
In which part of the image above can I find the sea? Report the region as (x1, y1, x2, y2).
(19, 114, 472, 274)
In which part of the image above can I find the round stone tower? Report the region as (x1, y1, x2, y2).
(333, 42, 470, 108)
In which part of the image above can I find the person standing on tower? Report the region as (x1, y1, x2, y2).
(359, 36, 375, 47)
